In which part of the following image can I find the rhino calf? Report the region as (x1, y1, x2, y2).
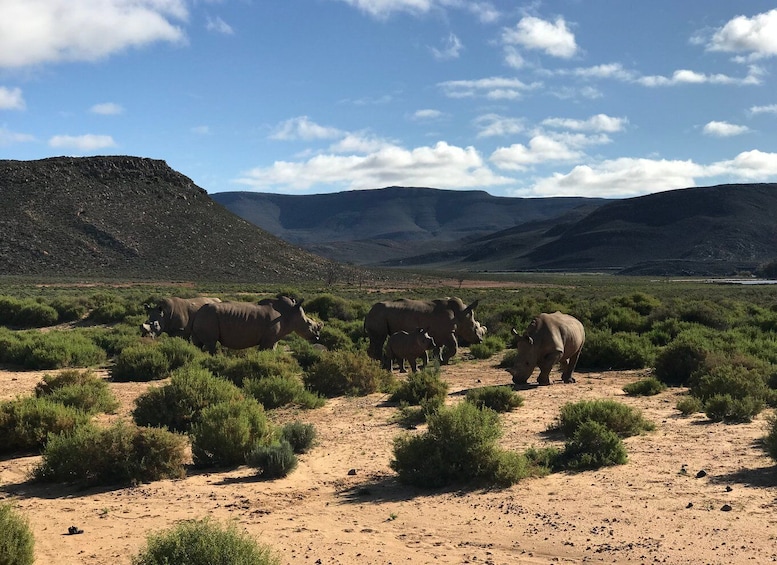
(508, 311, 585, 386)
(386, 328, 437, 373)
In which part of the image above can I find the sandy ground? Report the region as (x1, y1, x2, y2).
(2, 356, 776, 565)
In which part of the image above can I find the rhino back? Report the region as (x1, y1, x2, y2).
(531, 312, 584, 354)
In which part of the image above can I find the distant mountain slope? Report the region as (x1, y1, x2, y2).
(404, 183, 777, 275)
(0, 156, 346, 282)
(212, 187, 603, 264)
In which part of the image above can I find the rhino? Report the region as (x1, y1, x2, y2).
(190, 296, 322, 354)
(364, 297, 486, 365)
(508, 311, 585, 386)
(140, 296, 222, 339)
(386, 328, 437, 373)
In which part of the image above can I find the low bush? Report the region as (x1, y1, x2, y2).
(279, 421, 317, 453)
(653, 333, 713, 386)
(560, 420, 628, 471)
(88, 302, 127, 324)
(688, 361, 774, 405)
(158, 338, 203, 371)
(112, 344, 170, 382)
(497, 349, 519, 369)
(190, 398, 272, 468)
(132, 366, 243, 432)
(465, 386, 523, 412)
(0, 503, 35, 565)
(0, 396, 90, 453)
(33, 421, 187, 486)
(200, 349, 301, 386)
(622, 376, 666, 397)
(131, 518, 280, 565)
(577, 329, 654, 370)
(34, 369, 119, 414)
(50, 297, 89, 323)
(469, 336, 505, 360)
(243, 376, 323, 410)
(287, 339, 323, 370)
(317, 325, 354, 351)
(388, 367, 448, 406)
(391, 402, 541, 488)
(304, 350, 396, 397)
(0, 295, 59, 328)
(246, 441, 298, 478)
(553, 399, 654, 439)
(763, 415, 777, 462)
(676, 396, 703, 415)
(22, 331, 106, 370)
(304, 294, 359, 321)
(703, 394, 764, 423)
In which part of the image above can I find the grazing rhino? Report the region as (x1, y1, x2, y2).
(508, 311, 585, 386)
(140, 296, 222, 339)
(386, 328, 437, 373)
(190, 296, 322, 354)
(364, 297, 486, 365)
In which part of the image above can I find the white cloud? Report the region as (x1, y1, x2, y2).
(235, 141, 513, 191)
(431, 33, 463, 60)
(191, 125, 210, 135)
(637, 67, 763, 87)
(0, 86, 25, 110)
(270, 116, 343, 141)
(702, 121, 750, 137)
(0, 0, 187, 68)
(468, 2, 499, 24)
(0, 127, 35, 146)
(412, 109, 444, 120)
(334, 0, 500, 21)
(517, 151, 777, 198)
(501, 16, 578, 58)
(48, 134, 117, 151)
(750, 103, 777, 115)
(490, 134, 586, 171)
(206, 16, 233, 35)
(474, 114, 524, 138)
(502, 46, 525, 69)
(542, 114, 627, 133)
(707, 9, 777, 60)
(328, 132, 395, 153)
(90, 102, 124, 115)
(438, 76, 540, 100)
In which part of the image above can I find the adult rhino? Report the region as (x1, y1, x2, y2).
(364, 297, 486, 364)
(140, 296, 222, 339)
(508, 311, 585, 386)
(190, 296, 322, 354)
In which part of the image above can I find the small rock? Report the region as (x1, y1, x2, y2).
(725, 485, 733, 492)
(721, 504, 732, 512)
(347, 468, 357, 476)
(695, 470, 707, 478)
(686, 502, 693, 508)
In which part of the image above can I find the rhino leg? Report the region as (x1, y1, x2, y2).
(398, 358, 407, 373)
(512, 373, 530, 386)
(409, 358, 419, 372)
(561, 350, 581, 383)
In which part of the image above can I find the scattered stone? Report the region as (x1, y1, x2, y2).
(721, 504, 732, 512)
(695, 470, 707, 478)
(725, 485, 733, 492)
(67, 526, 84, 535)
(348, 468, 357, 476)
(686, 503, 693, 509)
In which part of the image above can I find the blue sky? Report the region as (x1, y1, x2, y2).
(1, 1, 776, 198)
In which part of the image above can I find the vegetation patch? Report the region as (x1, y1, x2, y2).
(465, 386, 523, 412)
(279, 421, 317, 454)
(304, 350, 396, 397)
(246, 441, 298, 479)
(552, 399, 654, 439)
(0, 396, 90, 454)
(112, 343, 170, 382)
(0, 503, 35, 565)
(622, 376, 667, 397)
(34, 369, 119, 414)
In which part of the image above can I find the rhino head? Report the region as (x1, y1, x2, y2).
(454, 299, 487, 344)
(508, 330, 537, 384)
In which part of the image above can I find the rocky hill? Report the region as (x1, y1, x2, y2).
(212, 188, 603, 264)
(0, 156, 352, 283)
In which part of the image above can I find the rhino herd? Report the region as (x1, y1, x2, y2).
(141, 295, 585, 386)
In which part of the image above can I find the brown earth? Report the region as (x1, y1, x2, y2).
(1, 356, 776, 565)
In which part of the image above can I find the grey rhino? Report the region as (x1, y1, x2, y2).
(190, 296, 321, 354)
(508, 311, 585, 386)
(386, 328, 437, 373)
(364, 297, 486, 365)
(140, 296, 222, 339)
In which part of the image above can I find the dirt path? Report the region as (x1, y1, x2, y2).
(2, 358, 776, 565)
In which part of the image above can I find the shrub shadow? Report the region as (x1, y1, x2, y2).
(709, 465, 777, 488)
(336, 473, 503, 504)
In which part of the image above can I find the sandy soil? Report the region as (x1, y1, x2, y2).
(2, 357, 776, 565)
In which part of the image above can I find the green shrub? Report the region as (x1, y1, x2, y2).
(304, 294, 358, 321)
(0, 503, 35, 565)
(21, 331, 106, 369)
(469, 336, 505, 360)
(304, 350, 396, 397)
(388, 367, 448, 406)
(553, 399, 654, 438)
(35, 369, 119, 414)
(577, 329, 654, 370)
(157, 337, 203, 371)
(34, 421, 187, 486)
(676, 396, 703, 415)
(689, 361, 773, 404)
(0, 295, 58, 328)
(190, 398, 272, 468)
(763, 414, 777, 461)
(0, 396, 90, 453)
(246, 441, 298, 478)
(287, 339, 323, 370)
(132, 518, 280, 565)
(279, 421, 317, 453)
(561, 420, 628, 470)
(615, 292, 661, 316)
(132, 366, 244, 432)
(50, 297, 89, 323)
(200, 349, 301, 386)
(622, 376, 666, 397)
(390, 402, 539, 488)
(703, 394, 764, 423)
(243, 376, 312, 409)
(317, 325, 354, 351)
(88, 302, 127, 324)
(653, 335, 712, 385)
(498, 349, 519, 369)
(465, 386, 523, 412)
(112, 344, 170, 382)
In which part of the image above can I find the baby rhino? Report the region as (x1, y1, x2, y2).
(509, 312, 585, 386)
(386, 328, 436, 373)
